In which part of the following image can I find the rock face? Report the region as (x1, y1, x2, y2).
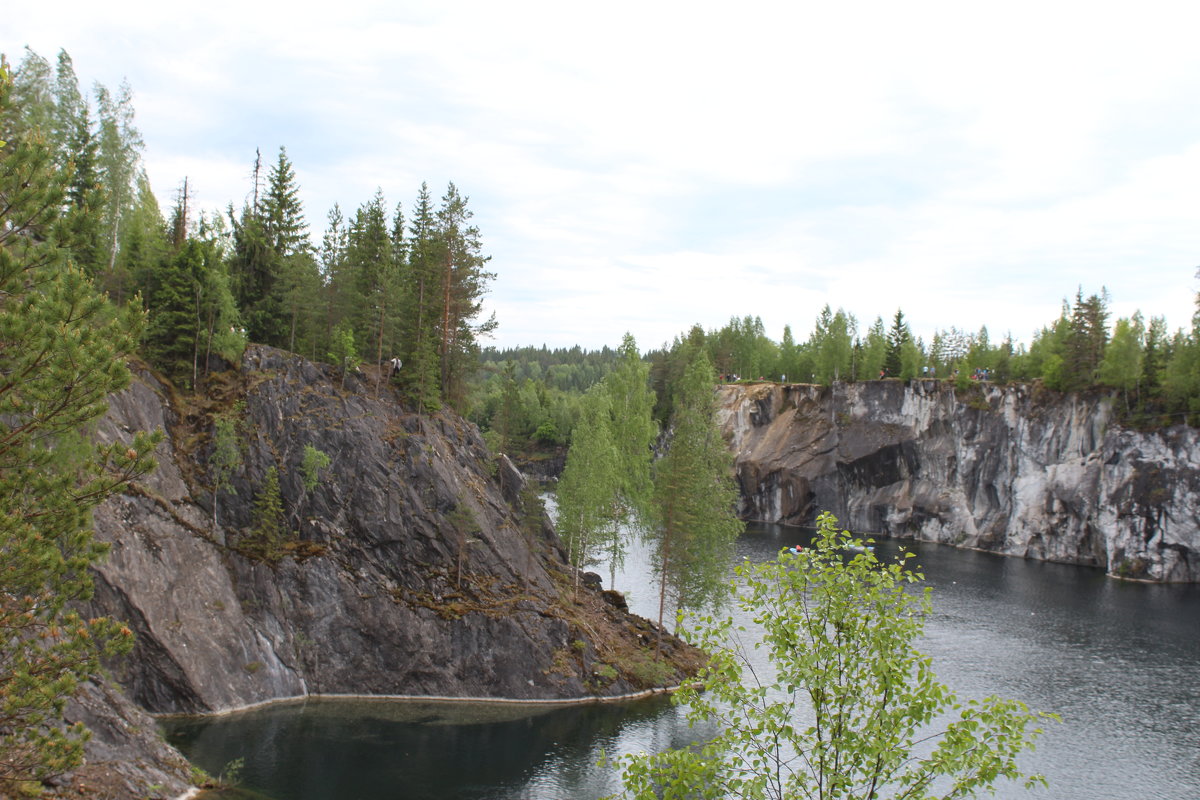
(84, 346, 697, 722)
(717, 381, 1200, 582)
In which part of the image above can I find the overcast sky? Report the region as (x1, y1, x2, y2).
(7, 1, 1200, 352)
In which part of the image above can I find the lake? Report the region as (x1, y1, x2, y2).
(162, 522, 1200, 799)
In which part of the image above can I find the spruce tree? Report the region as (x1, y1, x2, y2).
(319, 202, 350, 355)
(398, 183, 443, 410)
(884, 308, 911, 378)
(7, 48, 54, 146)
(246, 466, 287, 559)
(345, 190, 397, 383)
(0, 67, 159, 788)
(228, 200, 282, 346)
(261, 146, 308, 258)
(143, 237, 202, 386)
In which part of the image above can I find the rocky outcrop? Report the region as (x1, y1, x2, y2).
(46, 680, 195, 800)
(717, 380, 1200, 582)
(81, 346, 697, 726)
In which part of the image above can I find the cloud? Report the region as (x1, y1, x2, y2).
(5, 0, 1200, 352)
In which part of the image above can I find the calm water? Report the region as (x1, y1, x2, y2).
(162, 523, 1200, 799)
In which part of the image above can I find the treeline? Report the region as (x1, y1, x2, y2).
(469, 345, 621, 451)
(5, 47, 494, 411)
(649, 291, 1200, 426)
(555, 335, 742, 637)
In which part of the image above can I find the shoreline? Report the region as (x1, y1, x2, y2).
(154, 683, 687, 720)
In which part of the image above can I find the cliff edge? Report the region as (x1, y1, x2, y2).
(56, 346, 698, 798)
(718, 380, 1199, 582)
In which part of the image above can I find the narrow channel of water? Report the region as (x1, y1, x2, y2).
(162, 523, 1200, 799)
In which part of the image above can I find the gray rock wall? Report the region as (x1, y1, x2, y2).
(86, 347, 696, 717)
(717, 381, 1199, 582)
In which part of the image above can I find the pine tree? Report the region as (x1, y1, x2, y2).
(1142, 315, 1169, 396)
(649, 347, 742, 645)
(434, 182, 496, 409)
(0, 66, 159, 788)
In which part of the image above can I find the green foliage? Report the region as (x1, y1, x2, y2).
(0, 65, 159, 789)
(883, 308, 911, 378)
(859, 316, 888, 381)
(611, 512, 1054, 800)
(813, 305, 855, 384)
(244, 466, 288, 560)
(709, 315, 777, 381)
(533, 420, 561, 445)
(143, 237, 205, 386)
(649, 347, 743, 634)
(300, 444, 332, 494)
(1099, 313, 1145, 408)
(448, 496, 482, 587)
(209, 412, 243, 528)
(606, 333, 658, 517)
(328, 320, 360, 388)
(518, 483, 548, 542)
(556, 386, 622, 596)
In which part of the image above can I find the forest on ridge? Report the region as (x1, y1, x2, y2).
(6, 45, 1200, 460)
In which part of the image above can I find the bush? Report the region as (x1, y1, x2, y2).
(609, 511, 1055, 800)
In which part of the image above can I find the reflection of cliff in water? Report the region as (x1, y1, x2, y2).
(162, 695, 708, 800)
(163, 523, 1200, 800)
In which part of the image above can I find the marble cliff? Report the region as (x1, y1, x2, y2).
(717, 380, 1199, 582)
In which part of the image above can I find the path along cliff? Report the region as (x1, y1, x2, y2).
(51, 346, 698, 799)
(717, 380, 1199, 583)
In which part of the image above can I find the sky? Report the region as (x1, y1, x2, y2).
(6, 1, 1200, 352)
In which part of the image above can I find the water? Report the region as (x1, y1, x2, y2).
(162, 523, 1200, 799)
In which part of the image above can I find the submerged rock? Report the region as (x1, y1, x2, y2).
(718, 380, 1199, 582)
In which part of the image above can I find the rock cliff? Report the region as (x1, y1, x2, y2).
(87, 347, 696, 716)
(65, 346, 698, 796)
(717, 380, 1199, 582)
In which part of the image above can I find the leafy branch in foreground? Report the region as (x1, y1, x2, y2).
(609, 511, 1055, 800)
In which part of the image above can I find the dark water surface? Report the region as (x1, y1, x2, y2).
(162, 524, 1200, 799)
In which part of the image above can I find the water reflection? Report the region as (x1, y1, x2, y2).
(163, 523, 1200, 800)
